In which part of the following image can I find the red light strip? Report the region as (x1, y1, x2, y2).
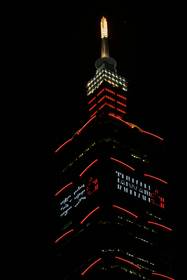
(105, 102, 115, 109)
(81, 257, 102, 276)
(90, 103, 126, 119)
(147, 221, 173, 232)
(80, 206, 100, 224)
(142, 130, 164, 141)
(79, 159, 98, 177)
(97, 87, 127, 101)
(117, 100, 127, 107)
(110, 157, 135, 171)
(76, 115, 96, 135)
(117, 93, 127, 100)
(112, 204, 138, 218)
(54, 137, 73, 153)
(144, 173, 168, 184)
(97, 88, 105, 97)
(109, 113, 132, 128)
(109, 113, 164, 141)
(89, 103, 97, 111)
(98, 95, 106, 104)
(152, 272, 175, 280)
(115, 256, 141, 270)
(88, 96, 96, 104)
(54, 229, 74, 244)
(106, 95, 115, 102)
(116, 107, 127, 114)
(54, 182, 73, 197)
(90, 111, 97, 118)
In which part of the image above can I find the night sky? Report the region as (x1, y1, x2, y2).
(11, 2, 178, 277)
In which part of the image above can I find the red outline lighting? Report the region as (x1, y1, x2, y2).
(152, 272, 175, 280)
(79, 159, 98, 177)
(88, 96, 96, 104)
(110, 157, 135, 171)
(76, 115, 96, 135)
(97, 88, 105, 97)
(109, 113, 133, 128)
(147, 221, 173, 232)
(54, 229, 74, 244)
(81, 257, 102, 276)
(117, 100, 127, 107)
(54, 182, 73, 197)
(108, 113, 164, 141)
(105, 102, 115, 109)
(97, 87, 127, 101)
(112, 204, 138, 218)
(98, 95, 106, 103)
(117, 93, 127, 100)
(106, 95, 115, 102)
(144, 173, 168, 184)
(80, 206, 100, 224)
(116, 107, 126, 114)
(142, 130, 164, 141)
(89, 103, 97, 111)
(115, 256, 141, 270)
(54, 137, 73, 153)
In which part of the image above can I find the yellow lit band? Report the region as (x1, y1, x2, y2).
(101, 16, 108, 38)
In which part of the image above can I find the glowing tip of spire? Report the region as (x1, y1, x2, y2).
(101, 16, 108, 38)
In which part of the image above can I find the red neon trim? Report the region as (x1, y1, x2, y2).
(142, 130, 164, 141)
(80, 206, 100, 224)
(147, 221, 172, 232)
(117, 100, 127, 107)
(98, 95, 106, 103)
(88, 96, 96, 104)
(105, 102, 115, 109)
(54, 229, 74, 244)
(79, 159, 98, 177)
(89, 103, 106, 118)
(89, 103, 97, 111)
(117, 93, 127, 100)
(81, 257, 102, 276)
(144, 173, 168, 184)
(76, 115, 96, 135)
(54, 182, 73, 197)
(97, 88, 105, 97)
(112, 204, 138, 218)
(54, 137, 72, 153)
(109, 113, 164, 141)
(97, 87, 127, 101)
(90, 111, 97, 118)
(110, 157, 135, 171)
(109, 113, 132, 128)
(106, 95, 115, 102)
(152, 272, 175, 280)
(116, 107, 127, 114)
(115, 256, 141, 270)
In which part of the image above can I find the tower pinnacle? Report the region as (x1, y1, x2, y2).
(100, 16, 108, 39)
(100, 16, 109, 58)
(95, 16, 117, 72)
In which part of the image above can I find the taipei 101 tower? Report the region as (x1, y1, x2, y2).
(53, 17, 175, 280)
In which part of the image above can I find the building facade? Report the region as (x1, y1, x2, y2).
(53, 17, 175, 280)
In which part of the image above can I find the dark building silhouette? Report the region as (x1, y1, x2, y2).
(52, 17, 175, 280)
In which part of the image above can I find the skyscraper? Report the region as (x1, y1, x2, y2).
(53, 17, 175, 280)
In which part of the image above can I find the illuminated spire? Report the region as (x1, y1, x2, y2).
(95, 16, 117, 72)
(101, 16, 108, 38)
(100, 16, 109, 58)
